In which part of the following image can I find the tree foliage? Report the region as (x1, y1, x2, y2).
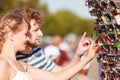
(42, 10, 94, 36)
(0, 0, 94, 36)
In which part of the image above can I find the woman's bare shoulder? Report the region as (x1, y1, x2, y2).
(0, 56, 11, 80)
(0, 56, 10, 70)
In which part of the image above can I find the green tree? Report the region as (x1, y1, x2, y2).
(42, 10, 94, 36)
(0, 0, 94, 36)
(0, 0, 19, 17)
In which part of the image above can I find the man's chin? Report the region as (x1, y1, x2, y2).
(29, 43, 40, 48)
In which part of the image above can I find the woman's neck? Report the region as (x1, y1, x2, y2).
(19, 45, 32, 54)
(1, 42, 17, 61)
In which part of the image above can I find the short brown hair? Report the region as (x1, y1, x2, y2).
(12, 6, 46, 26)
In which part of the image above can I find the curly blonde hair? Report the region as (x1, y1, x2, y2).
(0, 13, 29, 52)
(11, 6, 46, 26)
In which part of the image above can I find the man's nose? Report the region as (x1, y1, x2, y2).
(27, 36, 30, 41)
(38, 30, 43, 37)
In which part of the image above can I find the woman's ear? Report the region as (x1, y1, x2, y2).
(7, 31, 14, 41)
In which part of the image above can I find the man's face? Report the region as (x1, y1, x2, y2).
(27, 19, 43, 47)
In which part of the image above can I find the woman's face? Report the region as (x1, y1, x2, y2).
(13, 21, 29, 51)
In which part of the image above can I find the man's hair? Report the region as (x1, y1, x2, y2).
(12, 6, 46, 26)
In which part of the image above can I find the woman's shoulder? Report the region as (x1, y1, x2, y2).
(0, 56, 11, 70)
(0, 56, 11, 79)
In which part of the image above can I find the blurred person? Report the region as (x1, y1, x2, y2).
(73, 54, 95, 80)
(56, 49, 69, 66)
(0, 10, 98, 80)
(12, 6, 98, 74)
(72, 37, 95, 80)
(44, 45, 60, 61)
(40, 35, 53, 48)
(44, 35, 69, 66)
(51, 35, 69, 66)
(60, 33, 78, 60)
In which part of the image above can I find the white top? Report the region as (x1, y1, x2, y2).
(12, 71, 32, 80)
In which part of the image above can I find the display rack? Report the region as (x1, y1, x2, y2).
(85, 0, 120, 80)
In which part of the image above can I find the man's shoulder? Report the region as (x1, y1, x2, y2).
(32, 46, 43, 53)
(17, 46, 43, 55)
(31, 46, 45, 55)
(16, 46, 45, 60)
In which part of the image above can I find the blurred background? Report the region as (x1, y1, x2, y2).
(0, 0, 99, 79)
(0, 0, 94, 36)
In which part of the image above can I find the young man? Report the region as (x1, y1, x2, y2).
(13, 6, 98, 72)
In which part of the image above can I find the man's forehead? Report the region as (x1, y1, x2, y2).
(30, 19, 42, 27)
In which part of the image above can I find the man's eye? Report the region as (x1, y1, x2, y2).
(33, 23, 36, 26)
(34, 29, 38, 32)
(35, 29, 38, 31)
(25, 33, 28, 35)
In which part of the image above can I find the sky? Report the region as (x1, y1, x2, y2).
(40, 0, 94, 19)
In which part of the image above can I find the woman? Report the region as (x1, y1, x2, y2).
(0, 13, 32, 80)
(0, 12, 99, 80)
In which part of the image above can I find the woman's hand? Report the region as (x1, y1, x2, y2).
(75, 32, 91, 57)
